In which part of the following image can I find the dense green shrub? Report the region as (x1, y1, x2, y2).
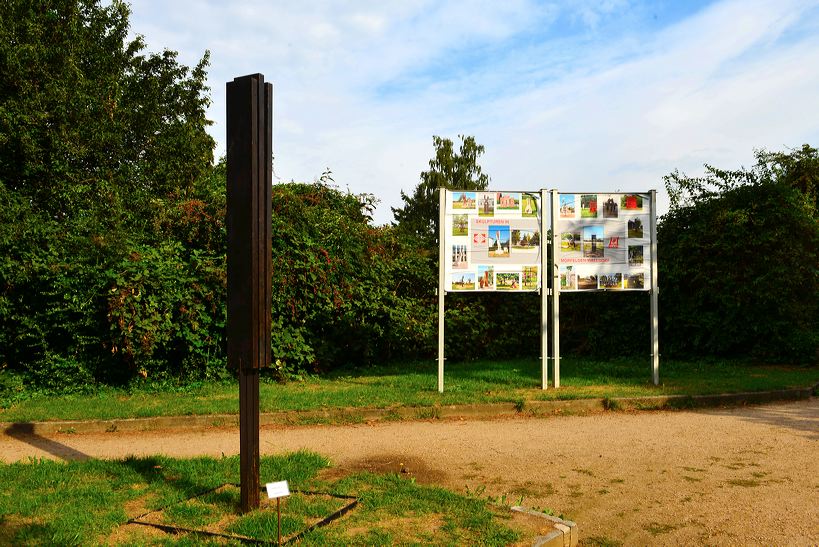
(558, 292, 647, 358)
(659, 147, 818, 362)
(26, 352, 96, 394)
(268, 183, 436, 374)
(106, 242, 226, 381)
(0, 0, 217, 390)
(0, 184, 118, 383)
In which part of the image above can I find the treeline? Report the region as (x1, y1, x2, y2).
(1, 1, 816, 393)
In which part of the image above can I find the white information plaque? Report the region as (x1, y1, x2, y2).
(265, 480, 290, 499)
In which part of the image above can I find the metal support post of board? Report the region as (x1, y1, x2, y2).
(438, 188, 446, 393)
(649, 189, 659, 385)
(539, 189, 549, 389)
(550, 189, 560, 388)
(227, 74, 273, 513)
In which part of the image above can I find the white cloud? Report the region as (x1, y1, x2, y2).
(127, 0, 819, 223)
(569, 0, 633, 29)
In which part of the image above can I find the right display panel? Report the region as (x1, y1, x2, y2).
(556, 192, 652, 291)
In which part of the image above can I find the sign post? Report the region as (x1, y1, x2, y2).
(649, 189, 659, 385)
(266, 480, 290, 545)
(438, 189, 446, 393)
(539, 189, 548, 389)
(553, 191, 658, 384)
(550, 189, 561, 388)
(227, 73, 273, 512)
(440, 189, 545, 391)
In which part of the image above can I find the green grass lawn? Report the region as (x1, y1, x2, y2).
(0, 451, 520, 545)
(1, 358, 816, 423)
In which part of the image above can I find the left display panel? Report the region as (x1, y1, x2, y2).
(443, 190, 542, 292)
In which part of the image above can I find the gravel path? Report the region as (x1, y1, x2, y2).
(3, 399, 818, 545)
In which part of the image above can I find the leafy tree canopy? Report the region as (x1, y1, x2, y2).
(665, 144, 818, 216)
(392, 135, 490, 249)
(0, 0, 214, 236)
(0, 0, 217, 386)
(660, 144, 818, 361)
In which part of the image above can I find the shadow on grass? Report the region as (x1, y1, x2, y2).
(327, 359, 543, 384)
(0, 519, 60, 545)
(327, 357, 655, 390)
(321, 358, 819, 399)
(120, 455, 235, 515)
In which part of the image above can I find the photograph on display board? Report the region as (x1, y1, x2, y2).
(628, 245, 644, 265)
(478, 192, 495, 217)
(582, 225, 605, 258)
(451, 273, 475, 291)
(496, 272, 520, 290)
(452, 244, 468, 269)
(471, 218, 540, 264)
(560, 266, 577, 290)
(624, 272, 645, 289)
(560, 194, 576, 218)
(580, 194, 598, 218)
(561, 229, 582, 257)
(452, 214, 469, 236)
(452, 191, 476, 210)
(603, 224, 627, 264)
(620, 194, 644, 211)
(628, 216, 646, 238)
(488, 225, 511, 258)
(577, 274, 598, 290)
(522, 266, 538, 290)
(599, 273, 623, 290)
(512, 229, 538, 250)
(600, 194, 619, 219)
(521, 193, 538, 217)
(477, 265, 494, 290)
(496, 192, 520, 212)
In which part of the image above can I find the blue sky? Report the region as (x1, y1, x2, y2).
(127, 0, 819, 224)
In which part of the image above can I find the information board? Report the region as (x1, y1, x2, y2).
(556, 193, 652, 291)
(443, 190, 542, 292)
(437, 188, 659, 392)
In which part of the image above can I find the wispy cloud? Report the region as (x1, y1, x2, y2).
(128, 0, 819, 223)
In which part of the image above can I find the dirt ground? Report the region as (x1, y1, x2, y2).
(2, 399, 818, 545)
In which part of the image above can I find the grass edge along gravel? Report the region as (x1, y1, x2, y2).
(0, 451, 521, 546)
(1, 358, 817, 423)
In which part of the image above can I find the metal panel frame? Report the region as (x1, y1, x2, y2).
(436, 188, 658, 391)
(550, 189, 561, 388)
(649, 189, 659, 385)
(438, 189, 446, 393)
(540, 189, 549, 389)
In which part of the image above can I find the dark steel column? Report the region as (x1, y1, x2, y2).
(226, 73, 272, 512)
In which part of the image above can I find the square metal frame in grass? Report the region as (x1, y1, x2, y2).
(126, 484, 358, 545)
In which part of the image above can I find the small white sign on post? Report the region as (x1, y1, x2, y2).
(266, 480, 290, 545)
(265, 480, 290, 499)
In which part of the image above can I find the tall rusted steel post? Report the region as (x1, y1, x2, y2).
(226, 73, 272, 512)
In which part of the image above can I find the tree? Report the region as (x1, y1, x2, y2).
(0, 0, 216, 385)
(664, 145, 818, 216)
(754, 144, 818, 214)
(660, 145, 818, 362)
(392, 135, 490, 249)
(0, 0, 214, 234)
(391, 135, 550, 362)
